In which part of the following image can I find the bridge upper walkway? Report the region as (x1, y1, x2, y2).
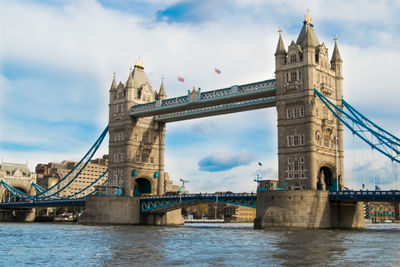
(130, 79, 276, 122)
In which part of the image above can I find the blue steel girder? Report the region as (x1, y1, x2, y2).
(0, 198, 86, 209)
(140, 193, 256, 213)
(130, 79, 276, 120)
(153, 97, 275, 123)
(329, 191, 400, 201)
(314, 88, 400, 163)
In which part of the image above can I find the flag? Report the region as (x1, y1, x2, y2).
(215, 68, 221, 74)
(178, 76, 185, 82)
(258, 162, 262, 166)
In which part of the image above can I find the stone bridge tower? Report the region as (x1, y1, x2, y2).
(275, 12, 344, 191)
(108, 59, 167, 197)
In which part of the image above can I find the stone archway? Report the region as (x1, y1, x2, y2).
(1, 187, 28, 202)
(133, 178, 152, 196)
(317, 166, 337, 192)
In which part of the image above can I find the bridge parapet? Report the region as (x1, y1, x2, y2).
(329, 190, 400, 201)
(130, 79, 276, 119)
(140, 193, 256, 213)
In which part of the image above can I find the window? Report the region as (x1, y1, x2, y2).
(300, 157, 304, 163)
(291, 72, 297, 81)
(287, 109, 291, 119)
(294, 136, 299, 146)
(288, 136, 293, 147)
(290, 54, 297, 63)
(294, 109, 299, 118)
(300, 108, 304, 117)
(288, 157, 292, 164)
(135, 154, 141, 162)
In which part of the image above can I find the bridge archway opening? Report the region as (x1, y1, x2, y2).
(317, 166, 337, 192)
(1, 187, 27, 202)
(134, 178, 152, 196)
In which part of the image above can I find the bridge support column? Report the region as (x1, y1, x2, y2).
(394, 202, 400, 221)
(330, 201, 365, 229)
(254, 190, 365, 229)
(0, 209, 36, 222)
(141, 209, 184, 226)
(79, 196, 140, 225)
(254, 190, 332, 229)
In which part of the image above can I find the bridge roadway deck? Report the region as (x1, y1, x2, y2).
(0, 191, 398, 210)
(130, 79, 276, 122)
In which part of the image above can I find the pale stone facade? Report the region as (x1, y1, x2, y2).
(0, 162, 36, 201)
(107, 59, 171, 197)
(275, 13, 344, 191)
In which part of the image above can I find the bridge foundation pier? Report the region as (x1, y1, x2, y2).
(254, 190, 365, 229)
(141, 209, 184, 226)
(330, 201, 365, 229)
(394, 202, 400, 221)
(0, 208, 36, 222)
(79, 196, 140, 225)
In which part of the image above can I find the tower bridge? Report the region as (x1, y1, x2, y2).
(1, 14, 399, 227)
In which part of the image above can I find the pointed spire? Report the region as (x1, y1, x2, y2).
(110, 72, 117, 91)
(134, 56, 144, 70)
(158, 77, 167, 100)
(275, 27, 286, 55)
(304, 8, 312, 25)
(296, 10, 319, 48)
(126, 66, 134, 88)
(331, 36, 342, 63)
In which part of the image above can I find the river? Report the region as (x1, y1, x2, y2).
(0, 222, 399, 266)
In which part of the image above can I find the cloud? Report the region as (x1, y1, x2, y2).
(198, 149, 256, 172)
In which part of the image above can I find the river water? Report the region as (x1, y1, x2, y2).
(0, 222, 399, 266)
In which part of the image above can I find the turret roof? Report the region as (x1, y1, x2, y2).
(296, 11, 319, 48)
(331, 37, 342, 63)
(275, 29, 286, 55)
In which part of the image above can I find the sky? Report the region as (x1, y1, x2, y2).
(1, 0, 400, 192)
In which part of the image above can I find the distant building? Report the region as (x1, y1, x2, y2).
(35, 155, 108, 198)
(224, 204, 256, 222)
(365, 202, 396, 223)
(259, 179, 279, 190)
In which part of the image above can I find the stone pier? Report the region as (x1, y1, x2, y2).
(254, 190, 365, 229)
(0, 209, 36, 222)
(79, 196, 184, 226)
(394, 201, 400, 221)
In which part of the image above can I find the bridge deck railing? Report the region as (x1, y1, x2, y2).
(130, 79, 276, 118)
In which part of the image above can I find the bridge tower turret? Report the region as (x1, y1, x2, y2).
(108, 59, 167, 197)
(275, 12, 344, 191)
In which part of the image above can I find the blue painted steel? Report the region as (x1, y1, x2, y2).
(140, 193, 256, 213)
(153, 96, 276, 122)
(0, 198, 86, 209)
(130, 79, 276, 119)
(0, 126, 109, 201)
(329, 190, 400, 201)
(314, 89, 400, 163)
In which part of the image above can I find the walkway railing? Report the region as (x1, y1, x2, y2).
(329, 190, 400, 201)
(140, 193, 256, 213)
(130, 79, 276, 120)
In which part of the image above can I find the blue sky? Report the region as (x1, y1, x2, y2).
(1, 0, 400, 192)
